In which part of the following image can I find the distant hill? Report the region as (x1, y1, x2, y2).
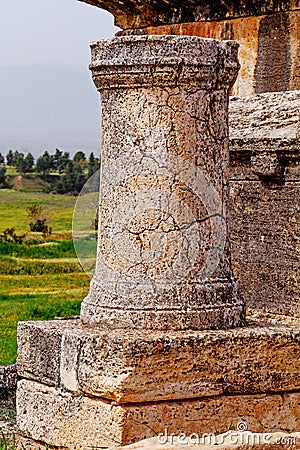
(0, 63, 101, 158)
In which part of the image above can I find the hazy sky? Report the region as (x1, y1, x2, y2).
(0, 0, 119, 157)
(0, 0, 118, 67)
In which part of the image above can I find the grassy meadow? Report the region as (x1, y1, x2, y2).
(0, 189, 76, 234)
(0, 189, 91, 364)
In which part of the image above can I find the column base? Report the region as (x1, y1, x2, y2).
(81, 280, 245, 330)
(16, 318, 300, 448)
(80, 300, 245, 331)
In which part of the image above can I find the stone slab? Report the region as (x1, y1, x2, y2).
(16, 380, 124, 449)
(229, 91, 300, 141)
(16, 379, 300, 448)
(80, 0, 300, 30)
(17, 318, 300, 403)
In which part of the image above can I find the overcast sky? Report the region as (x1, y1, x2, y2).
(0, 0, 119, 157)
(0, 0, 118, 67)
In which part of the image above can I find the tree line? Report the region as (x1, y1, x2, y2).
(0, 149, 100, 194)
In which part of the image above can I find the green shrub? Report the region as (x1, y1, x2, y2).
(27, 202, 51, 237)
(0, 228, 26, 244)
(0, 239, 76, 259)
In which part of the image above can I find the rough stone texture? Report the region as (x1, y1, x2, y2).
(0, 365, 17, 416)
(0, 365, 17, 390)
(81, 35, 244, 330)
(17, 318, 300, 403)
(228, 181, 300, 316)
(16, 380, 124, 449)
(17, 379, 300, 448)
(17, 322, 62, 386)
(228, 91, 300, 317)
(79, 0, 300, 30)
(1, 421, 300, 450)
(229, 91, 300, 141)
(121, 11, 300, 97)
(248, 311, 300, 326)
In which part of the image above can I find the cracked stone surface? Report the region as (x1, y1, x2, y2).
(81, 35, 245, 330)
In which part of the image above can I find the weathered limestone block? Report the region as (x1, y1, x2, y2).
(229, 181, 300, 317)
(228, 91, 300, 317)
(122, 11, 300, 97)
(79, 0, 300, 30)
(229, 91, 300, 141)
(17, 379, 300, 448)
(16, 320, 62, 386)
(81, 35, 245, 330)
(17, 318, 300, 403)
(16, 379, 124, 449)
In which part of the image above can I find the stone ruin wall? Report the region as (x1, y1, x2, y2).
(115, 2, 300, 98)
(229, 90, 299, 318)
(122, 11, 299, 98)
(110, 0, 300, 319)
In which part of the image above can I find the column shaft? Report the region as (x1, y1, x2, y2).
(81, 35, 245, 330)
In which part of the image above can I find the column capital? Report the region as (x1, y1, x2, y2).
(90, 35, 240, 91)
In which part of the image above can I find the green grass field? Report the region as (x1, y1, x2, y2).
(0, 189, 76, 234)
(0, 190, 91, 364)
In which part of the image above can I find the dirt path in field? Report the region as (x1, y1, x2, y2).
(11, 257, 79, 263)
(4, 288, 87, 296)
(13, 175, 22, 190)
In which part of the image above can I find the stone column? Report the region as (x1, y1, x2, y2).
(81, 35, 245, 330)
